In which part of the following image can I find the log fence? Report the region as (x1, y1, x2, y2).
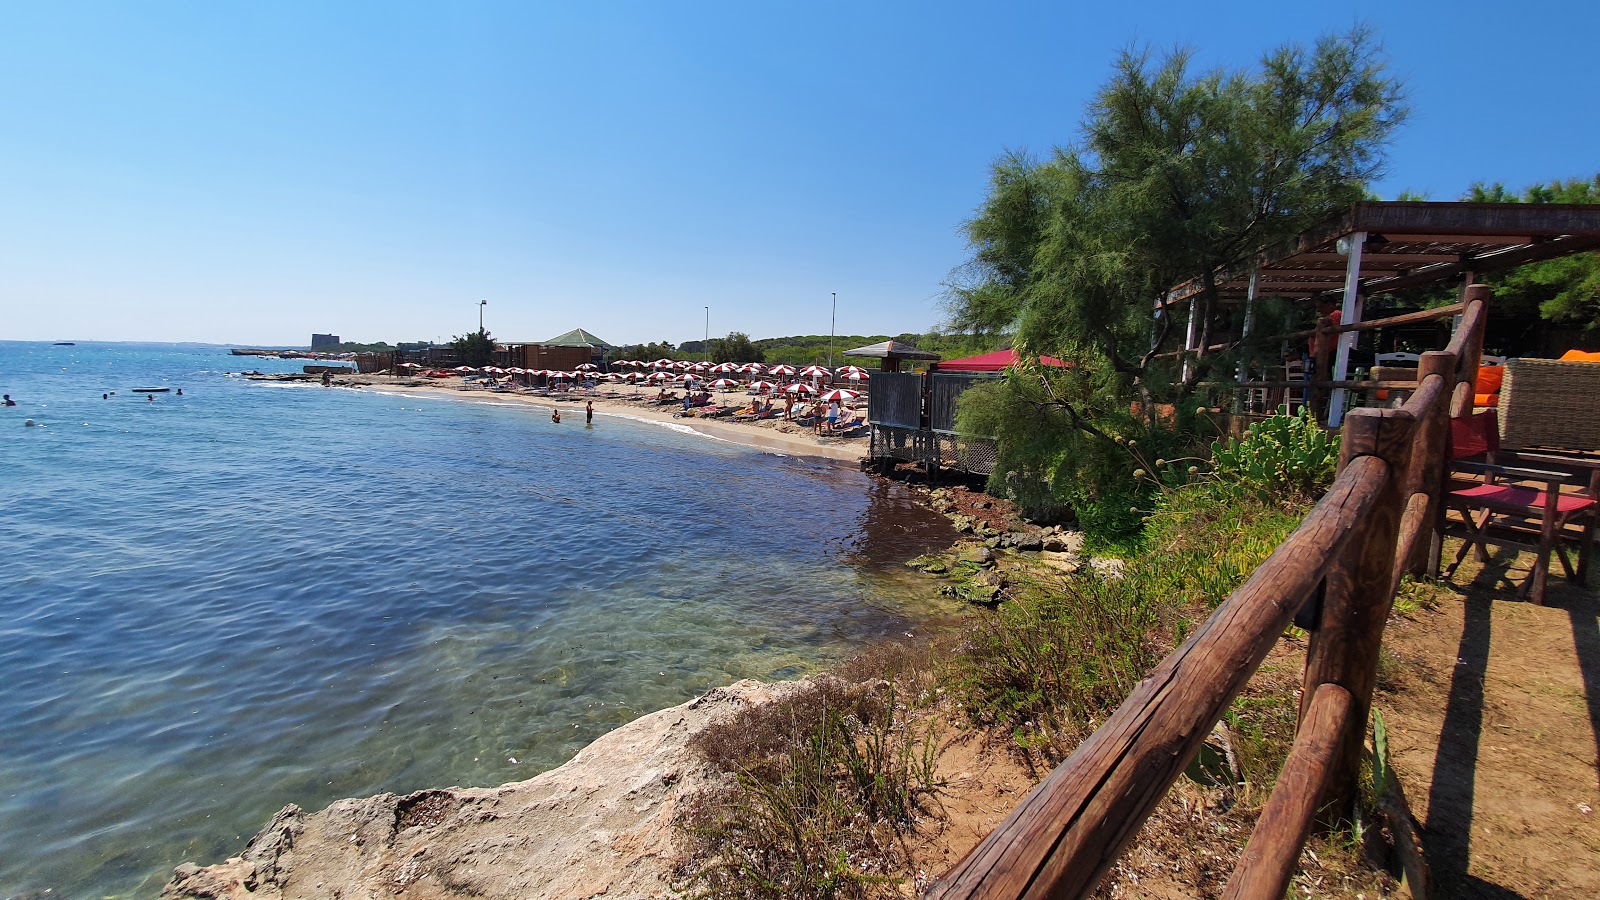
(924, 284, 1491, 899)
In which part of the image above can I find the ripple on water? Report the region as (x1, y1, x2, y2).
(0, 342, 960, 897)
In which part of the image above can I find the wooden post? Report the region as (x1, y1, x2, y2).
(1300, 407, 1410, 822)
(1448, 285, 1490, 418)
(1310, 315, 1333, 423)
(1222, 683, 1356, 900)
(1399, 351, 1456, 584)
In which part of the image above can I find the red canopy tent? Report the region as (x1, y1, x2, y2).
(931, 349, 1070, 372)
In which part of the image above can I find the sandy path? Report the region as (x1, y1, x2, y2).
(1380, 565, 1600, 897)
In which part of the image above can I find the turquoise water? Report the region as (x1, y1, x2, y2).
(0, 342, 957, 898)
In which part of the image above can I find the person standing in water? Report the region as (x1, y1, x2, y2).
(585, 400, 594, 425)
(551, 407, 561, 424)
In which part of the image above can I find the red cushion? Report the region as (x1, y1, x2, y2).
(1474, 392, 1500, 408)
(1449, 483, 1596, 515)
(1560, 350, 1600, 362)
(1450, 410, 1500, 460)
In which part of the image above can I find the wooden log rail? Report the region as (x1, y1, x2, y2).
(925, 285, 1491, 900)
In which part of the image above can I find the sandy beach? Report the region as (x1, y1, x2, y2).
(340, 375, 871, 463)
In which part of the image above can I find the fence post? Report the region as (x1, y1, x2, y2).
(1448, 285, 1491, 418)
(1402, 351, 1456, 583)
(1299, 407, 1411, 821)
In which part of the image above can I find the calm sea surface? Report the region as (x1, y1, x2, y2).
(0, 342, 958, 898)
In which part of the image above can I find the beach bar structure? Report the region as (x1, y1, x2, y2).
(1161, 201, 1600, 426)
(860, 344, 1075, 478)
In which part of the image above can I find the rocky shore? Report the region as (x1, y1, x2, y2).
(161, 680, 802, 900)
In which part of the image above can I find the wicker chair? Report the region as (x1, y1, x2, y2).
(1439, 358, 1600, 603)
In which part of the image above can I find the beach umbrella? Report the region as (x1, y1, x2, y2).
(838, 371, 869, 383)
(818, 389, 861, 402)
(799, 365, 831, 378)
(454, 366, 477, 373)
(708, 378, 740, 390)
(689, 362, 710, 372)
(652, 358, 675, 369)
(482, 366, 505, 374)
(675, 373, 699, 383)
(504, 367, 525, 374)
(739, 363, 766, 374)
(767, 364, 797, 376)
(397, 362, 422, 369)
(673, 360, 693, 370)
(785, 382, 815, 395)
(648, 372, 672, 382)
(709, 362, 738, 373)
(576, 363, 599, 371)
(836, 365, 868, 377)
(746, 380, 777, 392)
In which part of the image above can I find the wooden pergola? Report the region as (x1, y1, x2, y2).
(1162, 201, 1600, 425)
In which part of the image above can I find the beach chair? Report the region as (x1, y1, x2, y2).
(1442, 412, 1598, 603)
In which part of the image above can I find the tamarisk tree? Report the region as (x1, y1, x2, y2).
(949, 27, 1405, 402)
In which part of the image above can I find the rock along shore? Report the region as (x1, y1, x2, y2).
(161, 680, 796, 900)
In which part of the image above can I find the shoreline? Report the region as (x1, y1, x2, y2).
(314, 375, 869, 463)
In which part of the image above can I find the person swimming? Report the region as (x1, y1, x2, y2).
(551, 408, 561, 424)
(3, 394, 15, 407)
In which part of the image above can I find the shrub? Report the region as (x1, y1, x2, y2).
(1209, 406, 1338, 501)
(676, 669, 941, 899)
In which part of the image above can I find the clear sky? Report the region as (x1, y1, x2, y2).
(4, 1, 1596, 347)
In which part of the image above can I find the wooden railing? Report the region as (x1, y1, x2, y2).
(925, 285, 1491, 900)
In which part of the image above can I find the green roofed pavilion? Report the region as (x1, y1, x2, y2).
(544, 328, 614, 349)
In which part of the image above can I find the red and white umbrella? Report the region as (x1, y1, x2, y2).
(675, 373, 700, 383)
(799, 365, 831, 378)
(397, 362, 423, 369)
(746, 380, 777, 392)
(836, 365, 868, 377)
(709, 362, 738, 373)
(818, 389, 861, 402)
(504, 367, 525, 374)
(739, 363, 766, 374)
(453, 366, 477, 373)
(838, 371, 870, 383)
(767, 364, 797, 376)
(575, 363, 599, 371)
(673, 360, 693, 370)
(708, 378, 740, 390)
(784, 382, 815, 394)
(652, 359, 676, 369)
(689, 362, 710, 372)
(625, 371, 649, 381)
(547, 371, 568, 379)
(648, 372, 673, 382)
(604, 372, 626, 381)
(482, 366, 505, 374)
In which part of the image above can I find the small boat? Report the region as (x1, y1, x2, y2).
(132, 388, 171, 393)
(54, 341, 75, 346)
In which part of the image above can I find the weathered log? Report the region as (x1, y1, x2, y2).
(1221, 683, 1356, 900)
(924, 458, 1387, 900)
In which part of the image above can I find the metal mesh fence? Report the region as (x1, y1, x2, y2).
(933, 433, 999, 476)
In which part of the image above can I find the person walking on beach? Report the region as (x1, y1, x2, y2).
(783, 394, 794, 420)
(585, 400, 594, 425)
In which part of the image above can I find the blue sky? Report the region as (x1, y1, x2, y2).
(3, 1, 1596, 347)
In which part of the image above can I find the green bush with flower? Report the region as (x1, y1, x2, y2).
(1207, 406, 1339, 501)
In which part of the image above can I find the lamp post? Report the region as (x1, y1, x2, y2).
(829, 292, 836, 369)
(478, 299, 487, 333)
(704, 306, 710, 364)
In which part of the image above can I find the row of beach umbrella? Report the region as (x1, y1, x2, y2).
(400, 360, 869, 382)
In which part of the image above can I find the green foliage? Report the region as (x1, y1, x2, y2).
(1208, 406, 1339, 501)
(950, 572, 1157, 760)
(449, 329, 496, 367)
(615, 339, 679, 362)
(956, 362, 1216, 545)
(949, 28, 1404, 394)
(1469, 175, 1600, 332)
(676, 676, 939, 899)
(710, 331, 765, 363)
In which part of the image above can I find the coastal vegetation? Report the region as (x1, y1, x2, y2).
(450, 328, 497, 367)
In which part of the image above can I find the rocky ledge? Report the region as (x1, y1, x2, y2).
(162, 680, 791, 900)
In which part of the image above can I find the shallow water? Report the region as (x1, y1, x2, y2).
(0, 342, 959, 897)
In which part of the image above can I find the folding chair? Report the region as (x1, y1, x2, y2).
(1442, 410, 1598, 603)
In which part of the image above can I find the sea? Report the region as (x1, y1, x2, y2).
(0, 341, 959, 898)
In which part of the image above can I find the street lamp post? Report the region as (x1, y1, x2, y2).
(479, 299, 487, 333)
(829, 292, 836, 369)
(704, 306, 710, 364)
